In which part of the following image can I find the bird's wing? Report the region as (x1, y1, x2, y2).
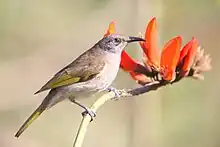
(34, 53, 105, 94)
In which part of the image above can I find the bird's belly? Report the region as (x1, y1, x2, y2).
(61, 79, 109, 98)
(59, 62, 120, 99)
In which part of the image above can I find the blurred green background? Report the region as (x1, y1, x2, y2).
(0, 0, 219, 147)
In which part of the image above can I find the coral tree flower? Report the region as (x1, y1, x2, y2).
(138, 17, 183, 82)
(104, 18, 211, 85)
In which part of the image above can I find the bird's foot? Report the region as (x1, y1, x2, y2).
(107, 86, 121, 99)
(81, 108, 96, 122)
(69, 98, 96, 121)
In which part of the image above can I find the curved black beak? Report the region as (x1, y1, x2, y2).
(126, 36, 145, 43)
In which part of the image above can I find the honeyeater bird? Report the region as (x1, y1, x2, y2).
(15, 34, 145, 138)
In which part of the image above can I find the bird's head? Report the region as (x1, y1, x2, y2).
(98, 34, 145, 54)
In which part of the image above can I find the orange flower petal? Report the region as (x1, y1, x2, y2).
(104, 21, 116, 36)
(178, 38, 194, 64)
(181, 37, 198, 74)
(129, 71, 152, 85)
(160, 36, 182, 81)
(120, 51, 152, 76)
(120, 51, 138, 72)
(143, 17, 160, 70)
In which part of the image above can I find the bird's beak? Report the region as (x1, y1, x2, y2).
(126, 36, 145, 43)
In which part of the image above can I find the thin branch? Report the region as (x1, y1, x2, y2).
(73, 81, 165, 147)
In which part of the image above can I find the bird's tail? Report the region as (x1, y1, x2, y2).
(15, 104, 46, 138)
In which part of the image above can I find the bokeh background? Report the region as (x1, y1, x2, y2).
(0, 0, 219, 147)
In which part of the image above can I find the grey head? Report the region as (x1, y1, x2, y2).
(97, 34, 145, 54)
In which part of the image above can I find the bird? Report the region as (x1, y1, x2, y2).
(15, 34, 145, 138)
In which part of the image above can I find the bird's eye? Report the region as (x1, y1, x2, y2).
(114, 38, 121, 43)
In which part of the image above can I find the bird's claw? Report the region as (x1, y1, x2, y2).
(81, 108, 96, 122)
(107, 87, 120, 99)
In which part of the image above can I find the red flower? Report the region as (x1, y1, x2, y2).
(104, 18, 209, 85)
(139, 18, 182, 82)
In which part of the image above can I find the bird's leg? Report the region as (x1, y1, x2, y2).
(107, 86, 121, 99)
(69, 98, 96, 121)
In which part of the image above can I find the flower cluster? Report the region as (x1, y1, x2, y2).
(104, 18, 211, 85)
